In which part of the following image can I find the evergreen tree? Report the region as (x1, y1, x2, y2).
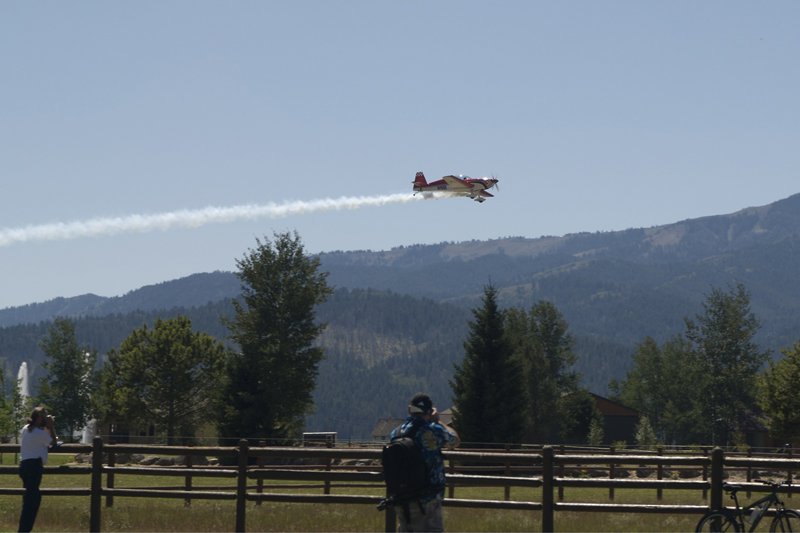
(217, 232, 332, 443)
(506, 301, 579, 442)
(759, 342, 800, 444)
(450, 285, 528, 445)
(97, 316, 228, 445)
(685, 282, 770, 445)
(37, 317, 97, 440)
(587, 418, 604, 446)
(634, 416, 658, 449)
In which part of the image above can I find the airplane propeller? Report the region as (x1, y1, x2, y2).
(491, 174, 499, 193)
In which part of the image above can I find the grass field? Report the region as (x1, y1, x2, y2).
(0, 453, 793, 532)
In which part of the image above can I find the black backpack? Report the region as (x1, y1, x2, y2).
(381, 419, 429, 500)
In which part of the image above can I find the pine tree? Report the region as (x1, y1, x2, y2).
(97, 316, 228, 445)
(587, 418, 604, 446)
(506, 301, 579, 442)
(450, 285, 528, 445)
(634, 416, 658, 449)
(217, 231, 332, 444)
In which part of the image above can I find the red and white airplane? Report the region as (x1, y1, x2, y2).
(411, 172, 499, 203)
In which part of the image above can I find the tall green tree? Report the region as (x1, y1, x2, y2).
(759, 342, 800, 444)
(450, 285, 528, 445)
(685, 282, 770, 445)
(217, 231, 332, 443)
(612, 282, 770, 446)
(609, 335, 700, 444)
(97, 316, 228, 445)
(37, 317, 97, 440)
(506, 301, 579, 442)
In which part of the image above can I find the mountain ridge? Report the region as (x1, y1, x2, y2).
(3, 191, 800, 330)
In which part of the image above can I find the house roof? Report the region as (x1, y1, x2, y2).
(591, 393, 641, 417)
(371, 418, 405, 439)
(738, 408, 770, 433)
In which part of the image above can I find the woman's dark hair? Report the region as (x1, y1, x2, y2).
(27, 407, 47, 432)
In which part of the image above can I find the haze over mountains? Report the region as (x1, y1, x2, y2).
(2, 192, 800, 439)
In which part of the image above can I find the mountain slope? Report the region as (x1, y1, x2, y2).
(0, 289, 469, 440)
(2, 191, 800, 439)
(5, 192, 799, 328)
(0, 272, 240, 328)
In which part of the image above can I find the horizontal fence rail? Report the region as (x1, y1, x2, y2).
(0, 439, 798, 532)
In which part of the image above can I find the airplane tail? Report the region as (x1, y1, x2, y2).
(412, 172, 428, 187)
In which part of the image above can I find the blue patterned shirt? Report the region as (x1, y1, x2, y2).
(390, 415, 457, 502)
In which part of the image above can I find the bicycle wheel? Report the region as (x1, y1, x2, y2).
(696, 511, 740, 532)
(770, 509, 800, 532)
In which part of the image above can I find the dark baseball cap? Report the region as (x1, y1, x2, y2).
(409, 393, 433, 414)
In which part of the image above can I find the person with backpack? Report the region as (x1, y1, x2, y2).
(385, 392, 459, 532)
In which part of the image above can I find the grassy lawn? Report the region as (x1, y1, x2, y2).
(0, 454, 793, 532)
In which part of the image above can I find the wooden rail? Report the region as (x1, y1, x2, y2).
(0, 438, 798, 532)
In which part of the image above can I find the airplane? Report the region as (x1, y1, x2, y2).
(411, 172, 499, 203)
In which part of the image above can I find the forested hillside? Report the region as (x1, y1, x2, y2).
(0, 299, 235, 387)
(0, 289, 472, 439)
(306, 289, 471, 438)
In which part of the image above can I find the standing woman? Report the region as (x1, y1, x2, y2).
(18, 407, 57, 533)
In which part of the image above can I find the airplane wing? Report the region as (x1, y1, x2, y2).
(442, 175, 471, 188)
(477, 191, 494, 198)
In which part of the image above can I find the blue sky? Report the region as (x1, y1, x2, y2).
(1, 2, 799, 309)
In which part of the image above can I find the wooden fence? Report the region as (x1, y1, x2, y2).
(0, 437, 798, 532)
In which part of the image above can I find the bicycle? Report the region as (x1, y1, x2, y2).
(696, 480, 800, 532)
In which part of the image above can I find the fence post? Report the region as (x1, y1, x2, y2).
(256, 440, 265, 505)
(324, 440, 332, 495)
(448, 457, 455, 499)
(702, 446, 709, 500)
(236, 440, 249, 533)
(608, 445, 615, 501)
(746, 448, 752, 499)
(542, 446, 554, 533)
(384, 486, 397, 533)
(105, 440, 115, 508)
(710, 447, 724, 511)
(90, 436, 103, 533)
(504, 444, 511, 501)
(656, 447, 663, 501)
(788, 448, 793, 499)
(185, 440, 193, 507)
(558, 445, 565, 502)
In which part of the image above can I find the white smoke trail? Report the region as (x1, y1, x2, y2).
(0, 192, 451, 247)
